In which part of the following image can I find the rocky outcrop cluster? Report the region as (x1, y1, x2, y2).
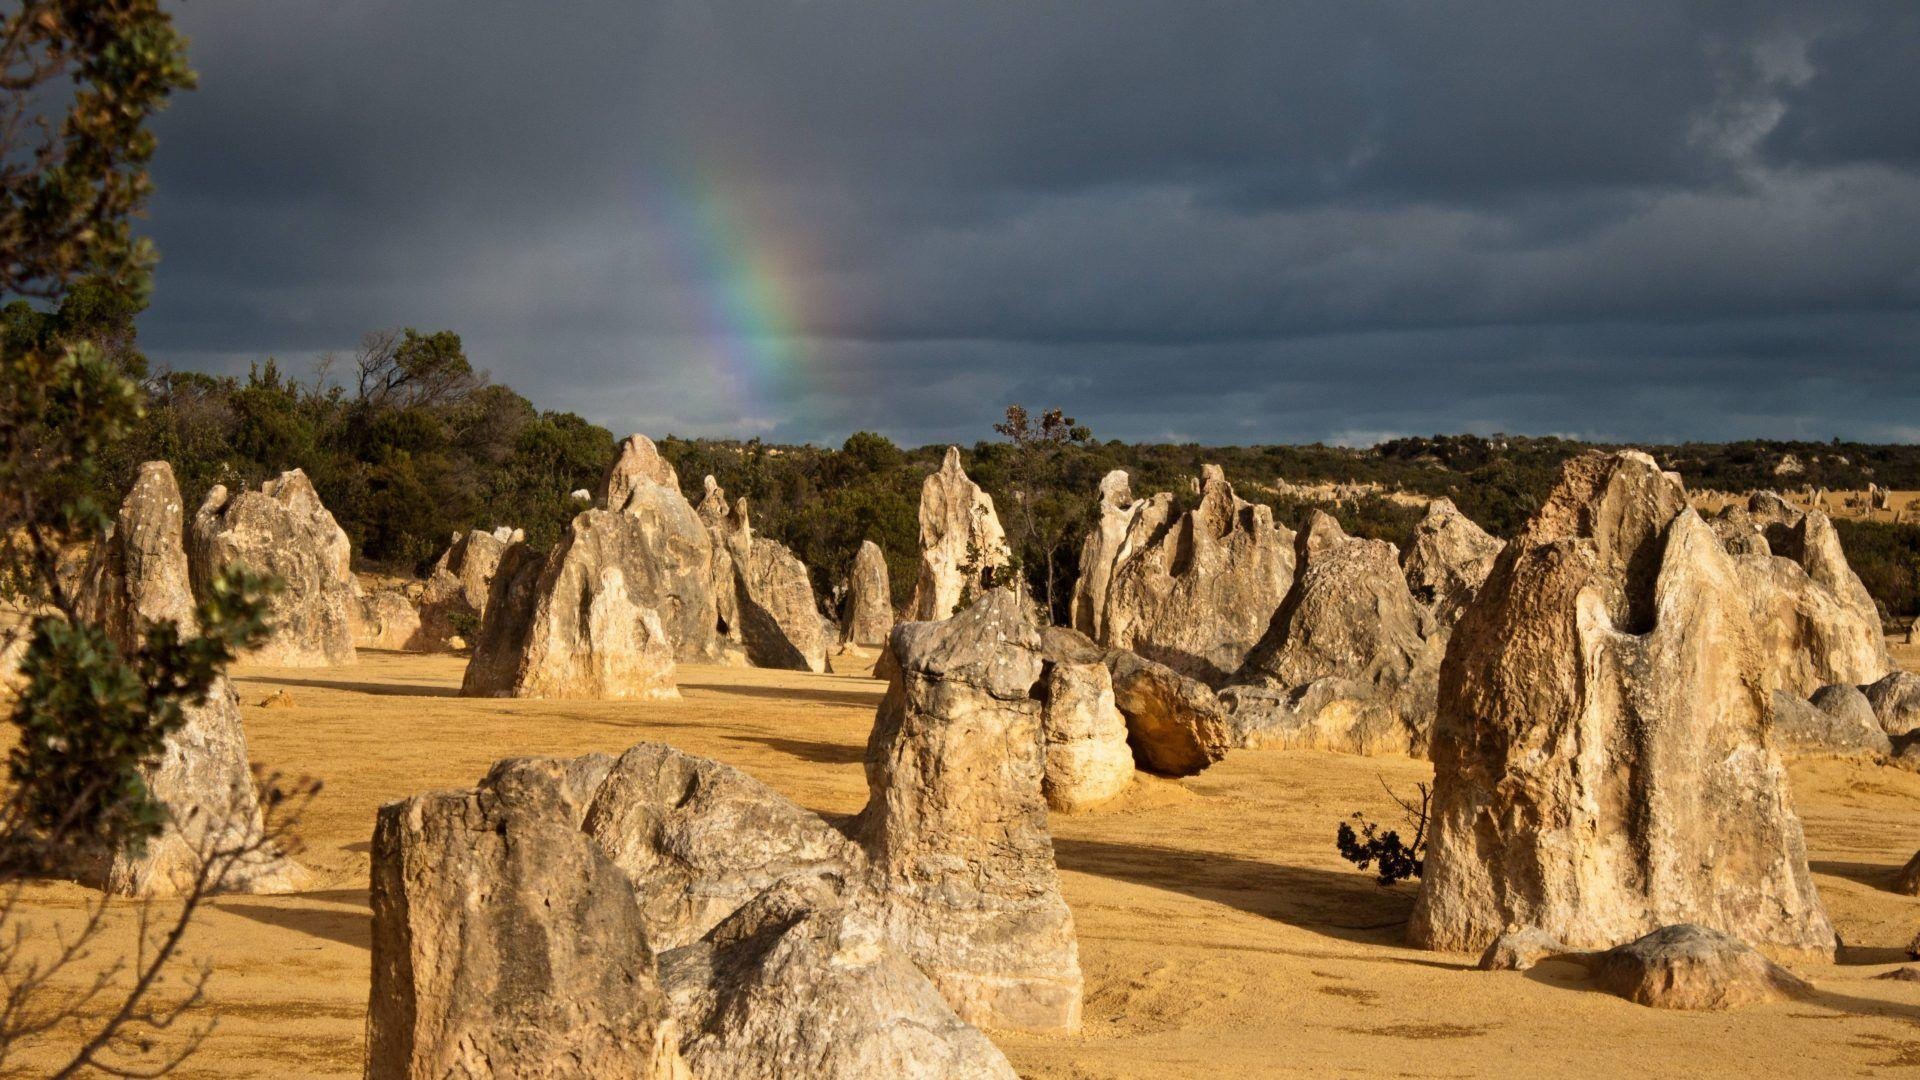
(1071, 466, 1294, 685)
(76, 462, 308, 896)
(908, 447, 1009, 621)
(699, 478, 829, 672)
(1040, 626, 1232, 779)
(1709, 491, 1891, 694)
(190, 468, 357, 666)
(1409, 451, 1837, 960)
(1222, 511, 1442, 756)
(840, 539, 893, 648)
(414, 526, 517, 650)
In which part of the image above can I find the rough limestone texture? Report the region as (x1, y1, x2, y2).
(1224, 512, 1441, 757)
(1402, 497, 1503, 630)
(579, 742, 863, 951)
(699, 482, 829, 672)
(596, 435, 721, 662)
(907, 447, 1010, 621)
(1409, 451, 1837, 959)
(1041, 660, 1133, 812)
(1864, 671, 1920, 742)
(366, 758, 689, 1079)
(1076, 466, 1295, 685)
(1476, 927, 1570, 972)
(461, 514, 679, 699)
(356, 585, 422, 651)
(1712, 492, 1891, 696)
(76, 462, 307, 896)
(1039, 626, 1232, 778)
(856, 589, 1082, 1034)
(1769, 685, 1892, 758)
(190, 468, 357, 666)
(415, 527, 515, 651)
(1590, 924, 1812, 1011)
(658, 872, 1018, 1080)
(841, 540, 893, 648)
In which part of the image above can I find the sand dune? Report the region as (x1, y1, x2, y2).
(9, 649, 1920, 1077)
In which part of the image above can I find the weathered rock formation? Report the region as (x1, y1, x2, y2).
(1710, 492, 1891, 695)
(1040, 659, 1133, 811)
(355, 585, 422, 651)
(76, 462, 307, 896)
(857, 588, 1082, 1033)
(1074, 466, 1294, 685)
(658, 872, 1017, 1080)
(415, 527, 516, 651)
(907, 447, 1010, 621)
(594, 435, 721, 661)
(1409, 451, 1837, 959)
(580, 743, 862, 951)
(1476, 927, 1569, 972)
(366, 758, 689, 1079)
(1222, 512, 1441, 756)
(1402, 497, 1502, 630)
(1863, 670, 1920, 749)
(460, 518, 679, 700)
(698, 480, 828, 672)
(190, 468, 357, 666)
(1038, 625, 1232, 778)
(840, 539, 893, 648)
(1590, 924, 1811, 1010)
(1769, 685, 1892, 758)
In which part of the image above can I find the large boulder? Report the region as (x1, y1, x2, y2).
(190, 468, 357, 666)
(1712, 493, 1890, 695)
(1590, 924, 1812, 1010)
(1409, 451, 1837, 959)
(355, 585, 423, 651)
(76, 462, 308, 896)
(1769, 685, 1892, 758)
(1223, 512, 1440, 756)
(658, 872, 1017, 1080)
(907, 447, 1010, 621)
(460, 515, 679, 700)
(1863, 670, 1920, 742)
(595, 435, 721, 662)
(699, 481, 828, 672)
(1038, 626, 1232, 778)
(1076, 466, 1294, 685)
(415, 527, 516, 651)
(855, 589, 1082, 1034)
(1402, 497, 1502, 629)
(1040, 659, 1133, 811)
(840, 539, 893, 648)
(579, 743, 863, 951)
(366, 758, 689, 1079)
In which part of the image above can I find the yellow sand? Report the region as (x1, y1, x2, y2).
(9, 649, 1920, 1078)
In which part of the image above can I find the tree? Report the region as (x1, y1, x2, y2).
(0, 4, 307, 1074)
(989, 405, 1094, 621)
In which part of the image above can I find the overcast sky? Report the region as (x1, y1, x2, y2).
(139, 2, 1920, 447)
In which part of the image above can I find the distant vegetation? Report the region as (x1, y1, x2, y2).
(22, 307, 1920, 621)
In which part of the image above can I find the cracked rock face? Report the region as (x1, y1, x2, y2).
(908, 447, 1010, 622)
(1074, 466, 1294, 686)
(78, 462, 308, 897)
(1410, 451, 1836, 960)
(856, 588, 1083, 1034)
(190, 468, 357, 666)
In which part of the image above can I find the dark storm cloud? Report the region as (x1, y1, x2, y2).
(137, 1, 1920, 446)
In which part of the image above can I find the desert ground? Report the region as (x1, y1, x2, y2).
(10, 646, 1920, 1078)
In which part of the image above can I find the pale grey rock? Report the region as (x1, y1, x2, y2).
(1863, 670, 1920, 739)
(1590, 924, 1812, 1010)
(595, 434, 721, 662)
(366, 758, 689, 1079)
(856, 588, 1082, 1034)
(1402, 497, 1502, 629)
(190, 468, 357, 666)
(1410, 451, 1837, 959)
(76, 462, 309, 896)
(1770, 684, 1891, 758)
(841, 539, 893, 648)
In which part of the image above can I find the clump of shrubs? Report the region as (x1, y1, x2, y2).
(1335, 780, 1430, 886)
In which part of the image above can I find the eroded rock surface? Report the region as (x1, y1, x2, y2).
(908, 447, 1010, 621)
(1770, 685, 1891, 758)
(1041, 660, 1133, 811)
(77, 462, 308, 896)
(596, 435, 720, 661)
(1590, 924, 1812, 1010)
(841, 539, 893, 648)
(856, 588, 1082, 1033)
(700, 482, 828, 672)
(1476, 927, 1570, 972)
(1409, 451, 1837, 959)
(356, 585, 422, 651)
(1402, 497, 1502, 630)
(366, 758, 688, 1079)
(190, 468, 357, 666)
(415, 527, 515, 651)
(1076, 466, 1294, 685)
